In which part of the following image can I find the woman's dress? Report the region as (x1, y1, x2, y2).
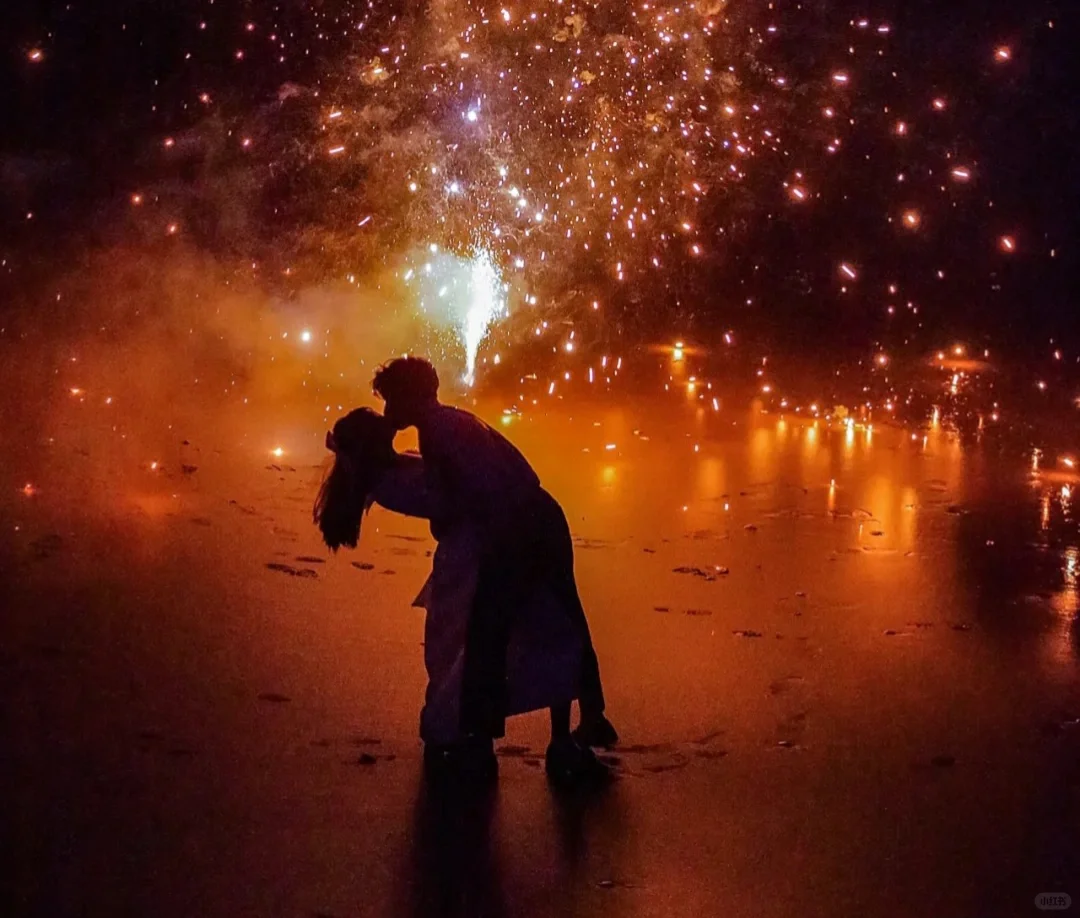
(371, 455, 585, 744)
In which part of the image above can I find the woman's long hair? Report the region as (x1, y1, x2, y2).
(314, 408, 396, 551)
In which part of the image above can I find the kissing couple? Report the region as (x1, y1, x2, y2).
(314, 356, 618, 785)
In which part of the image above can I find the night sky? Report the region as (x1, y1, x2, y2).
(2, 0, 1076, 354)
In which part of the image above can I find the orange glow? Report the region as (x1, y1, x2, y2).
(999, 235, 1016, 253)
(902, 209, 921, 230)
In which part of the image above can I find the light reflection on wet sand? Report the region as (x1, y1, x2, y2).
(2, 395, 1079, 918)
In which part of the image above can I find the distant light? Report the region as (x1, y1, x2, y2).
(999, 235, 1016, 253)
(932, 98, 947, 111)
(329, 146, 345, 155)
(994, 46, 1012, 62)
(28, 49, 44, 63)
(839, 263, 858, 280)
(271, 447, 285, 458)
(131, 194, 143, 205)
(832, 71, 850, 84)
(902, 209, 921, 229)
(466, 110, 479, 122)
(300, 329, 312, 343)
(951, 166, 972, 182)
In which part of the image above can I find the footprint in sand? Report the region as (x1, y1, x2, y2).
(351, 562, 375, 571)
(295, 556, 326, 564)
(266, 562, 318, 578)
(346, 753, 396, 766)
(257, 692, 292, 703)
(30, 534, 63, 560)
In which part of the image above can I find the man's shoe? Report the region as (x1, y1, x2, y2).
(571, 714, 619, 749)
(545, 736, 612, 787)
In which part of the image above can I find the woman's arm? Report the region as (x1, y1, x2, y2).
(369, 454, 448, 520)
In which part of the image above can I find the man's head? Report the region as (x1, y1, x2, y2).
(372, 356, 440, 430)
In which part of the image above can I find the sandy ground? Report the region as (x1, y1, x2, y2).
(3, 396, 1080, 918)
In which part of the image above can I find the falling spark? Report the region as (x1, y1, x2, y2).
(999, 235, 1016, 253)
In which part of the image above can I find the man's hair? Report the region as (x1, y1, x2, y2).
(372, 356, 440, 404)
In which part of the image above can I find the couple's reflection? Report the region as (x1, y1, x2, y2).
(404, 773, 622, 918)
(406, 779, 505, 918)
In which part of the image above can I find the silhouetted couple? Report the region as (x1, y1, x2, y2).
(314, 357, 617, 784)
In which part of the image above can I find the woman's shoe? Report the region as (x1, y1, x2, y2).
(424, 738, 498, 784)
